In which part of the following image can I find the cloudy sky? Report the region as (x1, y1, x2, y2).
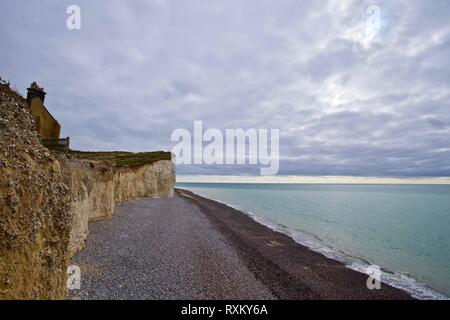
(1, 0, 449, 176)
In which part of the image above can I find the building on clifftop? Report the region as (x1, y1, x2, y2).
(26, 82, 70, 152)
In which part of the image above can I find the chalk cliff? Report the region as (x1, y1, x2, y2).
(0, 86, 72, 299)
(62, 158, 175, 256)
(0, 84, 175, 299)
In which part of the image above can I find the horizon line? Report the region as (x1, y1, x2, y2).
(176, 175, 450, 185)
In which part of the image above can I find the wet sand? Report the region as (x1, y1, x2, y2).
(69, 189, 413, 299)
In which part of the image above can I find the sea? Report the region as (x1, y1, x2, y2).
(176, 182, 450, 299)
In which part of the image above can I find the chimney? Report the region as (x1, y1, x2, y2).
(27, 82, 46, 104)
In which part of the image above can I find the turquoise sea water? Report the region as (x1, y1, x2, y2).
(177, 183, 450, 299)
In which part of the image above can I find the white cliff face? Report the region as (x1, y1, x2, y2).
(114, 160, 175, 202)
(62, 159, 175, 257)
(61, 159, 114, 255)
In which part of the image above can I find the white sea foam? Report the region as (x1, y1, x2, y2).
(185, 189, 448, 300)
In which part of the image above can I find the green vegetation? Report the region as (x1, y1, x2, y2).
(69, 150, 172, 167)
(113, 151, 172, 167)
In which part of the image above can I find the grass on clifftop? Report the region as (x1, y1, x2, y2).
(69, 150, 172, 167)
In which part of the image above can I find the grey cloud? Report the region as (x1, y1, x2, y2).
(1, 0, 449, 176)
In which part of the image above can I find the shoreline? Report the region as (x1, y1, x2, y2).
(176, 175, 450, 185)
(176, 188, 446, 300)
(176, 188, 415, 299)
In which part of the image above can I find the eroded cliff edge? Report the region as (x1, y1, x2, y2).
(0, 84, 175, 299)
(63, 157, 175, 256)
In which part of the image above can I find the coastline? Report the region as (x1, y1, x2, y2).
(176, 175, 450, 185)
(69, 188, 418, 299)
(176, 188, 415, 299)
